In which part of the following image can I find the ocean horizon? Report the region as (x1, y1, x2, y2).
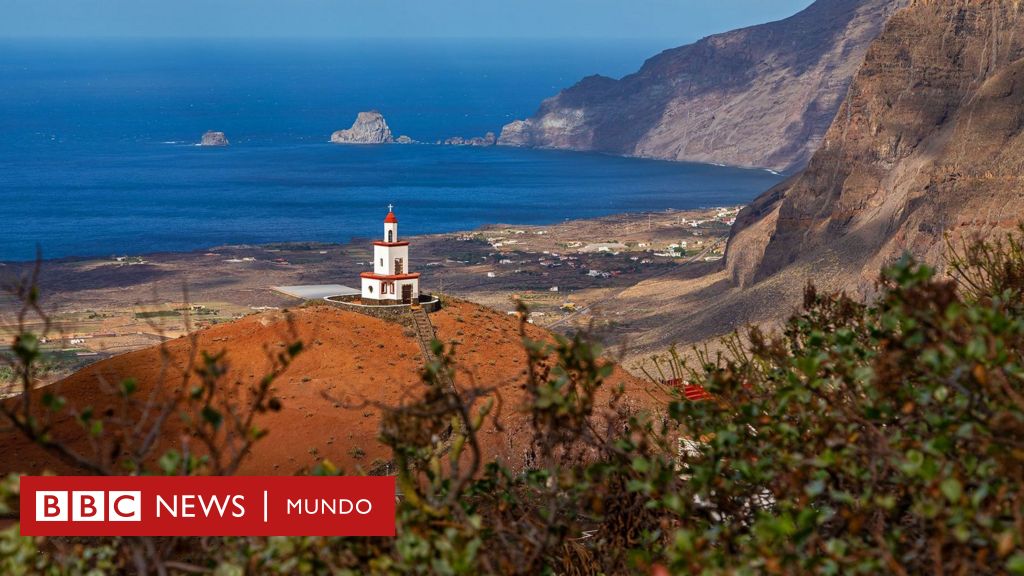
(0, 38, 783, 261)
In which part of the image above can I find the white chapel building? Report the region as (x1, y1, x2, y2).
(360, 206, 421, 304)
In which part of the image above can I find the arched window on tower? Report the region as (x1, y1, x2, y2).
(388, 230, 394, 242)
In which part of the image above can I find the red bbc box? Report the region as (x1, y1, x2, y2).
(20, 476, 396, 537)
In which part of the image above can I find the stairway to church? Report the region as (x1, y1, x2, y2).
(407, 305, 456, 393)
(406, 305, 457, 466)
(408, 305, 457, 391)
(409, 306, 437, 362)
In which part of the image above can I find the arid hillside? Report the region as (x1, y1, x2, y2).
(728, 0, 1024, 293)
(500, 0, 904, 172)
(0, 301, 647, 476)
(587, 0, 1024, 361)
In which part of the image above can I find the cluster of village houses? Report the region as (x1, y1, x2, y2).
(461, 207, 741, 280)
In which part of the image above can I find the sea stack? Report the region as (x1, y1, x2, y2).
(200, 131, 229, 146)
(331, 111, 394, 144)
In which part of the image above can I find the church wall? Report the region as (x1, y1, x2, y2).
(373, 244, 410, 275)
(361, 276, 419, 302)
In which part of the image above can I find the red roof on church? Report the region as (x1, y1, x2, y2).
(384, 210, 398, 223)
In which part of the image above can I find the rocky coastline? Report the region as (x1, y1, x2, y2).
(441, 132, 496, 147)
(497, 0, 905, 173)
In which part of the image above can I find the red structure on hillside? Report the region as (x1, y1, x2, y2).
(663, 378, 712, 401)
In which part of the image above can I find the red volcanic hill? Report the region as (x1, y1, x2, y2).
(0, 300, 649, 476)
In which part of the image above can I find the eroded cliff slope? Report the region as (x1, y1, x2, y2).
(500, 0, 904, 172)
(728, 0, 1024, 290)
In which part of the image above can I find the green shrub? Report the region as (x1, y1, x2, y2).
(3, 229, 1024, 574)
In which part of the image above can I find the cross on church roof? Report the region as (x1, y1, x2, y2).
(388, 203, 394, 212)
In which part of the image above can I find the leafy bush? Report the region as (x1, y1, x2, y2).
(3, 229, 1024, 574)
(651, 248, 1024, 574)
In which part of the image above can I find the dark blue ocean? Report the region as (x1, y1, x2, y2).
(0, 39, 783, 261)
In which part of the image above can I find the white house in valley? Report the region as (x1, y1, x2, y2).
(360, 205, 421, 304)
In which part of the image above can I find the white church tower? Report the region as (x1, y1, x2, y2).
(360, 205, 421, 304)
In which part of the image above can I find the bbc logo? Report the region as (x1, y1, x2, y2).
(36, 491, 142, 522)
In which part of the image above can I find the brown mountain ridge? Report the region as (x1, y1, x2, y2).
(728, 0, 1024, 292)
(500, 0, 906, 172)
(581, 0, 1024, 360)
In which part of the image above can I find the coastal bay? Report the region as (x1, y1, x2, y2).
(0, 38, 780, 261)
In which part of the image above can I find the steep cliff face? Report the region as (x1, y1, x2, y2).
(500, 0, 904, 172)
(728, 0, 1024, 289)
